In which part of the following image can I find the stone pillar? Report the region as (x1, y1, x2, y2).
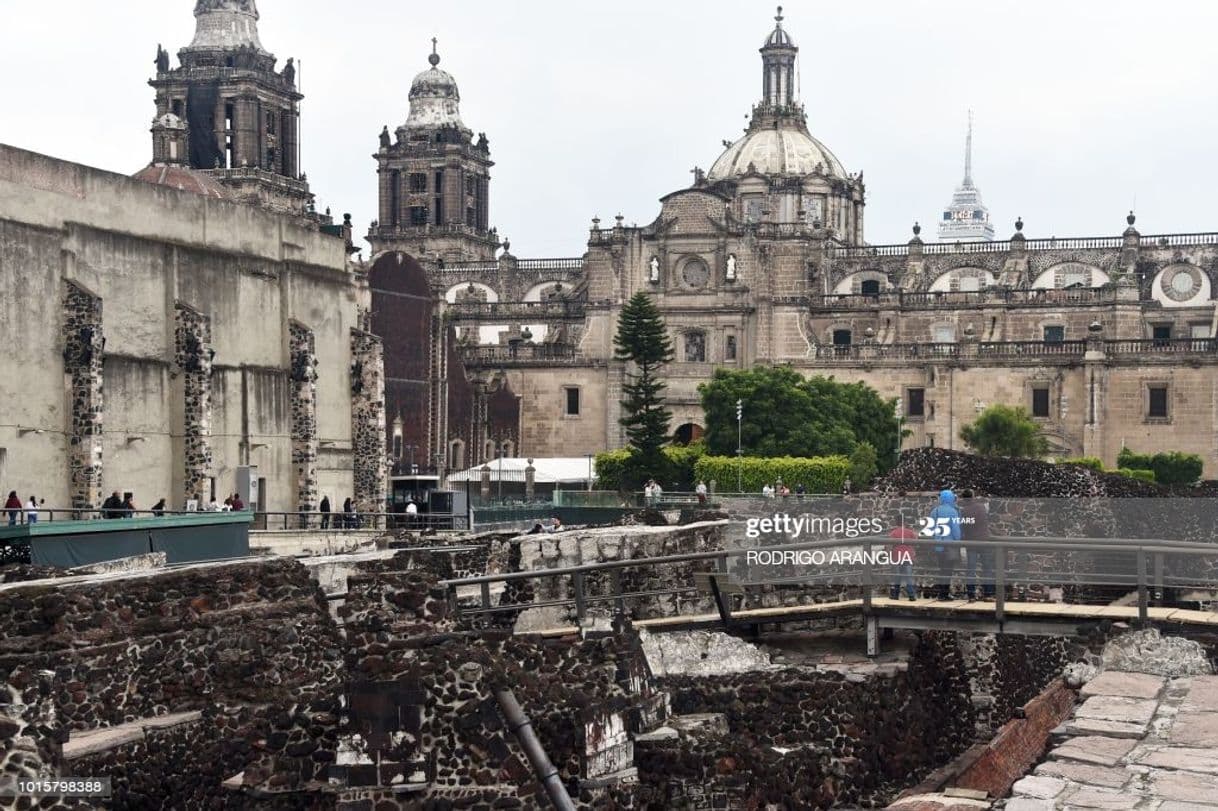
(525, 459, 536, 501)
(63, 282, 104, 511)
(480, 465, 492, 501)
(289, 321, 319, 519)
(350, 329, 388, 517)
(175, 303, 214, 506)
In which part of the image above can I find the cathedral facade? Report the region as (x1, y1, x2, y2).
(385, 8, 1218, 478)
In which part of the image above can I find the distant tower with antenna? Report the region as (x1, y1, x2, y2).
(938, 111, 995, 242)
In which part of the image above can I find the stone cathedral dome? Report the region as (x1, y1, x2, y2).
(708, 123, 848, 182)
(406, 42, 470, 134)
(186, 0, 267, 54)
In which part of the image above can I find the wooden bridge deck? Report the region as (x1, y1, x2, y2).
(526, 597, 1218, 639)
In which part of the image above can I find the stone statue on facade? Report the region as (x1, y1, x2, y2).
(379, 126, 391, 149)
(282, 57, 295, 86)
(155, 44, 169, 74)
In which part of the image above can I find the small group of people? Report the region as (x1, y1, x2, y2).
(4, 492, 42, 525)
(526, 516, 564, 534)
(888, 488, 994, 602)
(761, 482, 804, 498)
(101, 491, 138, 519)
(318, 496, 360, 529)
(643, 479, 664, 506)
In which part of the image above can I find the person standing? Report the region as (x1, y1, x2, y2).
(25, 496, 40, 525)
(342, 497, 355, 529)
(151, 499, 166, 517)
(231, 493, 245, 511)
(695, 481, 708, 505)
(959, 490, 993, 600)
(5, 491, 21, 526)
(888, 521, 918, 601)
(929, 490, 962, 599)
(102, 491, 123, 519)
(319, 496, 331, 529)
(405, 499, 418, 528)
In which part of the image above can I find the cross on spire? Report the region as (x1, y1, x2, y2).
(428, 37, 441, 67)
(775, 5, 784, 24)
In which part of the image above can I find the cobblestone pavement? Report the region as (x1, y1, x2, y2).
(1006, 671, 1218, 810)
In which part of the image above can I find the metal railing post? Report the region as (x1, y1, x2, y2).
(1137, 549, 1149, 623)
(861, 540, 873, 613)
(994, 544, 1006, 624)
(1153, 552, 1164, 604)
(572, 572, 587, 623)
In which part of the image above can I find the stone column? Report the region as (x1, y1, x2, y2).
(350, 329, 388, 517)
(175, 303, 214, 506)
(524, 459, 536, 501)
(63, 282, 104, 512)
(289, 321, 319, 520)
(480, 465, 492, 501)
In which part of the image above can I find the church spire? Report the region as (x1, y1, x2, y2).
(758, 6, 800, 119)
(963, 110, 974, 188)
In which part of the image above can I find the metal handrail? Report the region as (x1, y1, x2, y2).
(442, 533, 1218, 626)
(3, 509, 461, 532)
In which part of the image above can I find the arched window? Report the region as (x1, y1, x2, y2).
(860, 279, 881, 296)
(449, 440, 465, 471)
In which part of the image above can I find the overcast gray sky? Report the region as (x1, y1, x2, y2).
(4, 0, 1217, 256)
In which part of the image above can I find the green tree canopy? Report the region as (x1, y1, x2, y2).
(959, 404, 1049, 458)
(613, 293, 675, 486)
(698, 366, 900, 468)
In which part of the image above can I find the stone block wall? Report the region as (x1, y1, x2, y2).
(349, 329, 387, 514)
(0, 559, 346, 806)
(62, 282, 104, 510)
(174, 302, 214, 504)
(290, 321, 319, 516)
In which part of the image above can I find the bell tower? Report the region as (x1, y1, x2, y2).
(149, 0, 314, 217)
(368, 40, 498, 263)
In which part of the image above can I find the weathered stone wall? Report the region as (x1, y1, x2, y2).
(0, 144, 367, 513)
(350, 328, 387, 514)
(175, 301, 214, 504)
(62, 281, 105, 510)
(639, 630, 1067, 809)
(290, 321, 320, 516)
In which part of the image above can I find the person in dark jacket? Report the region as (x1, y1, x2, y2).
(151, 499, 166, 517)
(101, 491, 123, 519)
(342, 497, 355, 529)
(928, 490, 962, 599)
(5, 491, 21, 526)
(319, 496, 331, 529)
(959, 490, 994, 600)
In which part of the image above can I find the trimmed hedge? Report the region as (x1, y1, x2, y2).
(595, 443, 706, 491)
(1116, 468, 1156, 483)
(1117, 448, 1203, 485)
(694, 455, 850, 494)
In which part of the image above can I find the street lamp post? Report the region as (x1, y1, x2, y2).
(736, 398, 743, 494)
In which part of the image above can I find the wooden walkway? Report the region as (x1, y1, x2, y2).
(526, 597, 1218, 639)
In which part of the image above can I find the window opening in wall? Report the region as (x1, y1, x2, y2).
(0, 448, 7, 492)
(466, 207, 477, 227)
(410, 206, 428, 226)
(565, 387, 581, 416)
(171, 99, 183, 117)
(409, 173, 427, 193)
(266, 113, 276, 135)
(1191, 324, 1211, 339)
(685, 331, 707, 362)
(390, 170, 401, 225)
(1148, 385, 1169, 419)
(257, 477, 267, 512)
(832, 329, 852, 346)
(434, 171, 444, 224)
(393, 435, 403, 460)
(1153, 325, 1172, 346)
(209, 478, 217, 502)
(860, 279, 881, 296)
(1043, 325, 1065, 343)
(906, 388, 925, 418)
(1032, 387, 1050, 418)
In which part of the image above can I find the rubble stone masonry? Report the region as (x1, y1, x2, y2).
(61, 281, 104, 510)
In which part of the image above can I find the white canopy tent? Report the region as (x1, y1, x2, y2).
(447, 457, 597, 485)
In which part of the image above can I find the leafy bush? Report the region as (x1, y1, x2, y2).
(1061, 457, 1105, 472)
(1115, 468, 1156, 483)
(1118, 448, 1202, 485)
(849, 443, 879, 489)
(694, 455, 850, 494)
(595, 443, 706, 491)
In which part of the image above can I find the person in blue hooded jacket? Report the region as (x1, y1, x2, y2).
(928, 489, 962, 599)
